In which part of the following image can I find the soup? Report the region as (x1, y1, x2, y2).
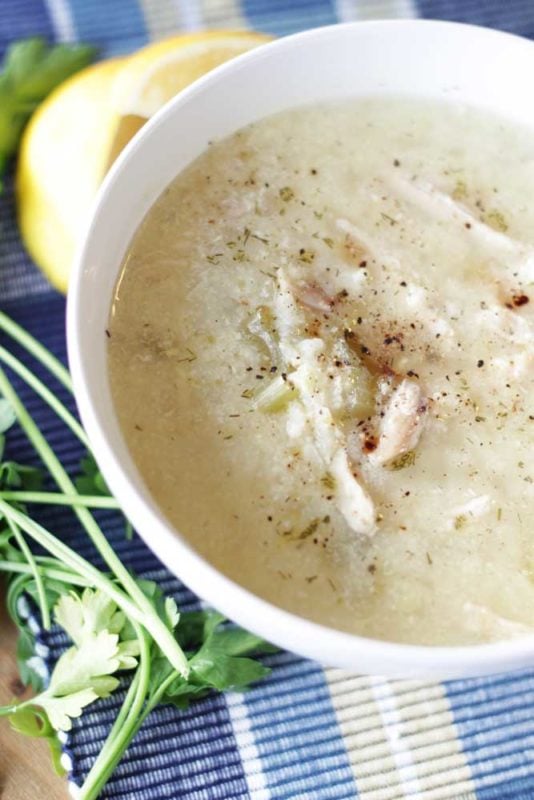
(108, 97, 534, 646)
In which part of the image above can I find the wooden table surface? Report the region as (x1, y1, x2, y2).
(0, 588, 67, 800)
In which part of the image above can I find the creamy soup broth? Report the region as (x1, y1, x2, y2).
(108, 98, 534, 645)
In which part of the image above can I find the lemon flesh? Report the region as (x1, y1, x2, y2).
(111, 30, 271, 117)
(17, 31, 271, 293)
(17, 59, 124, 293)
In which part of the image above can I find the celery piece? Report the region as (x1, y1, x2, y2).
(253, 375, 296, 413)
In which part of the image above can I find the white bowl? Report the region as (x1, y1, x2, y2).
(68, 20, 534, 678)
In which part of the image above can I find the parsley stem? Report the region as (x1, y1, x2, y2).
(103, 669, 141, 744)
(79, 624, 151, 800)
(96, 665, 181, 774)
(0, 345, 89, 447)
(136, 668, 179, 724)
(0, 559, 91, 586)
(0, 500, 142, 622)
(5, 517, 50, 629)
(0, 312, 73, 393)
(0, 704, 19, 717)
(0, 491, 120, 509)
(78, 659, 180, 800)
(0, 364, 189, 677)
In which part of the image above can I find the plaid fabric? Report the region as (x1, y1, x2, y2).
(2, 1, 534, 798)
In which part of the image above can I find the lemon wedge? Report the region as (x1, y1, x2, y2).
(17, 59, 124, 293)
(16, 30, 270, 294)
(112, 31, 271, 118)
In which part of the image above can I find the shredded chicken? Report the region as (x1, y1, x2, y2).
(388, 173, 534, 287)
(451, 494, 491, 519)
(389, 174, 521, 250)
(370, 379, 427, 466)
(276, 268, 428, 483)
(274, 270, 376, 536)
(292, 282, 333, 313)
(446, 495, 492, 530)
(336, 217, 401, 270)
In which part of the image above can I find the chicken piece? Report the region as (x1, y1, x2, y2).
(292, 282, 333, 314)
(336, 217, 401, 271)
(389, 173, 534, 285)
(274, 270, 376, 536)
(389, 174, 520, 250)
(289, 345, 376, 536)
(371, 379, 427, 466)
(451, 494, 491, 519)
(447, 495, 491, 530)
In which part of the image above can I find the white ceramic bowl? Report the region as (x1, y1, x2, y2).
(68, 19, 534, 678)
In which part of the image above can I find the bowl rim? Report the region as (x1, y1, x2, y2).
(68, 18, 534, 678)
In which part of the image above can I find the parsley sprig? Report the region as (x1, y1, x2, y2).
(0, 38, 96, 191)
(0, 311, 274, 799)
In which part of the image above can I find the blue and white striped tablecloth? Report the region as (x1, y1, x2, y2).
(2, 1, 534, 798)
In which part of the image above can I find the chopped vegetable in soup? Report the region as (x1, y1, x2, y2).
(108, 97, 534, 645)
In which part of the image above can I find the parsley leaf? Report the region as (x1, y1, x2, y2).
(0, 460, 42, 490)
(76, 453, 135, 541)
(49, 631, 123, 698)
(187, 616, 274, 692)
(16, 626, 46, 691)
(0, 397, 16, 432)
(37, 688, 99, 732)
(5, 589, 140, 732)
(75, 453, 110, 496)
(55, 588, 127, 643)
(153, 610, 275, 710)
(9, 706, 64, 775)
(0, 38, 95, 190)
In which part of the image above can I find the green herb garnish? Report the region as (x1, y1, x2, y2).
(296, 518, 320, 540)
(298, 248, 315, 264)
(452, 179, 467, 201)
(320, 472, 336, 490)
(0, 311, 274, 800)
(454, 514, 467, 530)
(387, 450, 416, 471)
(75, 453, 110, 496)
(279, 186, 294, 202)
(0, 38, 96, 191)
(483, 209, 508, 232)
